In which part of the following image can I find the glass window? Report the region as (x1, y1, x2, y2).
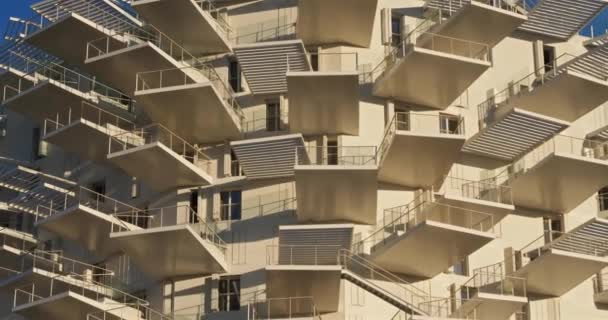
(266, 101, 281, 132)
(391, 16, 402, 46)
(327, 140, 338, 165)
(230, 150, 242, 177)
(190, 190, 199, 223)
(220, 190, 242, 221)
(218, 277, 240, 311)
(439, 114, 461, 134)
(229, 59, 242, 93)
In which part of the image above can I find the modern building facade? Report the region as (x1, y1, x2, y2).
(0, 0, 607, 319)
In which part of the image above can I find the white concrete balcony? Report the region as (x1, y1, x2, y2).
(230, 133, 305, 179)
(364, 195, 498, 278)
(107, 124, 215, 192)
(43, 101, 136, 162)
(241, 109, 289, 140)
(33, 186, 141, 257)
(511, 218, 608, 297)
(508, 135, 608, 213)
(8, 0, 140, 68)
(377, 112, 466, 189)
(464, 50, 608, 160)
(411, 297, 484, 320)
(372, 15, 491, 109)
(0, 228, 37, 278)
(594, 272, 608, 304)
(295, 146, 378, 224)
(296, 0, 378, 48)
(109, 205, 228, 280)
(134, 64, 243, 143)
(436, 176, 515, 216)
(1, 52, 134, 126)
(130, 0, 232, 55)
(453, 264, 527, 320)
(85, 24, 210, 94)
(424, 0, 527, 48)
(246, 296, 321, 320)
(0, 165, 46, 194)
(287, 52, 361, 136)
(266, 246, 432, 316)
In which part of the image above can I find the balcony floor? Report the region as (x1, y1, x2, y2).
(296, 0, 378, 47)
(511, 153, 608, 213)
(135, 83, 241, 143)
(373, 46, 490, 109)
(370, 220, 496, 278)
(378, 132, 465, 188)
(131, 0, 230, 55)
(435, 193, 514, 218)
(110, 225, 228, 280)
(107, 142, 214, 192)
(295, 167, 378, 225)
(513, 249, 608, 297)
(287, 72, 359, 136)
(459, 292, 527, 320)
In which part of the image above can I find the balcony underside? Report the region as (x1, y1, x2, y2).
(0, 68, 30, 91)
(373, 46, 490, 109)
(295, 167, 378, 225)
(131, 0, 231, 55)
(287, 72, 359, 136)
(85, 42, 192, 94)
(596, 290, 608, 304)
(459, 292, 527, 320)
(107, 142, 213, 192)
(296, 0, 378, 47)
(110, 225, 228, 280)
(435, 194, 514, 218)
(427, 2, 526, 48)
(2, 81, 88, 125)
(511, 154, 608, 213)
(230, 134, 305, 179)
(43, 120, 123, 163)
(513, 249, 608, 297)
(24, 13, 122, 69)
(35, 205, 138, 257)
(14, 291, 137, 320)
(503, 70, 608, 122)
(135, 83, 241, 143)
(462, 108, 569, 161)
(370, 220, 495, 278)
(265, 266, 342, 314)
(378, 132, 465, 188)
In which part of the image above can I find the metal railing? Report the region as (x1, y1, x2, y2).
(510, 135, 608, 179)
(425, 0, 528, 16)
(241, 109, 288, 136)
(43, 100, 136, 137)
(248, 296, 320, 320)
(134, 64, 244, 124)
(377, 112, 464, 164)
(476, 52, 602, 129)
(2, 51, 134, 111)
(108, 123, 214, 176)
(296, 146, 378, 166)
(418, 296, 482, 319)
(266, 245, 343, 266)
(88, 303, 172, 320)
(518, 229, 608, 266)
(111, 205, 227, 252)
(441, 176, 513, 205)
(192, 0, 232, 40)
(0, 227, 37, 252)
(214, 197, 296, 231)
(457, 265, 527, 300)
(171, 289, 267, 319)
(231, 18, 296, 45)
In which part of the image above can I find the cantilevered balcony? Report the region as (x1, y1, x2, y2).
(363, 194, 498, 278)
(463, 49, 608, 161)
(1, 53, 134, 125)
(234, 40, 311, 95)
(377, 112, 466, 189)
(130, 0, 232, 55)
(424, 0, 527, 48)
(594, 271, 608, 304)
(43, 101, 136, 162)
(0, 228, 37, 277)
(296, 0, 378, 48)
(134, 64, 243, 143)
(287, 52, 360, 136)
(266, 246, 431, 316)
(107, 124, 215, 192)
(7, 0, 141, 68)
(33, 186, 142, 257)
(436, 176, 515, 216)
(8, 181, 76, 216)
(295, 146, 378, 224)
(230, 134, 305, 179)
(453, 264, 527, 320)
(510, 218, 608, 297)
(372, 15, 491, 109)
(507, 135, 608, 213)
(109, 205, 228, 280)
(85, 24, 210, 94)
